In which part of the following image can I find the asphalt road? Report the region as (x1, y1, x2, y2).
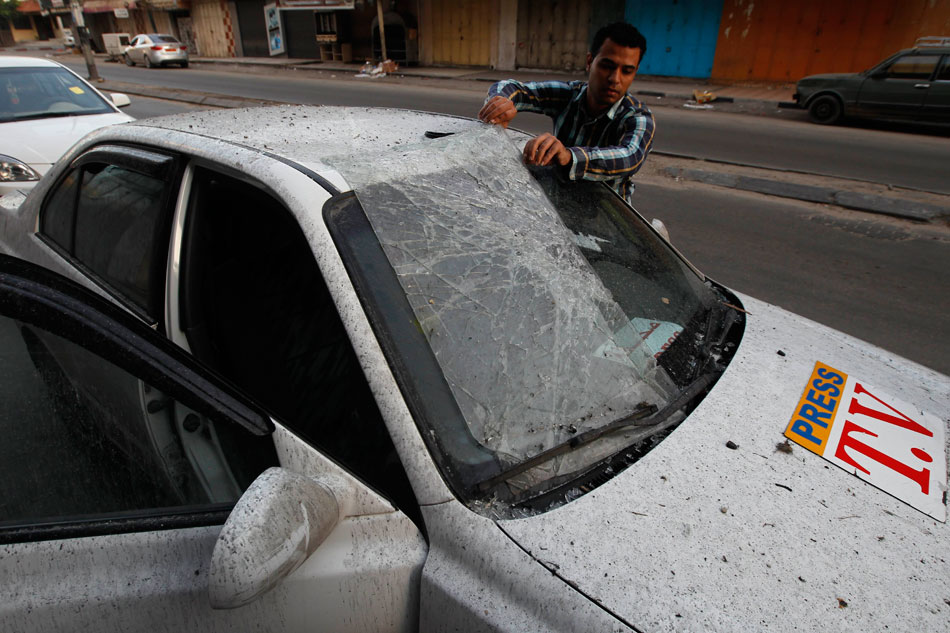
(636, 182, 950, 375)
(77, 60, 950, 195)
(122, 93, 209, 118)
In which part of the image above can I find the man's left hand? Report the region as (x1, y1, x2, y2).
(523, 134, 572, 167)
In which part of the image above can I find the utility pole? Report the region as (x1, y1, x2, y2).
(69, 0, 100, 82)
(376, 0, 387, 61)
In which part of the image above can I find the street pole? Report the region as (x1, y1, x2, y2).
(376, 0, 387, 61)
(69, 0, 100, 81)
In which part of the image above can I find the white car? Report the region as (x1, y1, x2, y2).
(0, 106, 947, 632)
(0, 56, 133, 197)
(123, 33, 189, 68)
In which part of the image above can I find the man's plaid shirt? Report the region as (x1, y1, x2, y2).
(487, 79, 655, 205)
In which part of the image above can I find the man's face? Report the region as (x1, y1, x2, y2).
(585, 38, 641, 114)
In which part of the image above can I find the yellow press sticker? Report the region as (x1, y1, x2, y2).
(785, 361, 847, 455)
(69, 86, 85, 94)
(785, 361, 947, 521)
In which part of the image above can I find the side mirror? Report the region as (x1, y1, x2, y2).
(651, 218, 671, 242)
(208, 467, 349, 609)
(109, 93, 131, 108)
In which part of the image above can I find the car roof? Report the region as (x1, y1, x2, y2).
(133, 105, 498, 172)
(0, 56, 65, 69)
(907, 46, 950, 54)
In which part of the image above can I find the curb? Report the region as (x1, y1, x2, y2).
(101, 80, 281, 109)
(662, 166, 950, 222)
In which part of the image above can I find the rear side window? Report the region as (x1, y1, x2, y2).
(886, 55, 939, 79)
(40, 147, 176, 322)
(937, 56, 950, 81)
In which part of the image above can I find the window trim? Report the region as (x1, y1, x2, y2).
(37, 143, 184, 328)
(0, 505, 234, 545)
(323, 192, 499, 501)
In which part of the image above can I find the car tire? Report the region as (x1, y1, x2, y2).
(808, 95, 843, 125)
(124, 54, 134, 66)
(181, 61, 189, 68)
(145, 55, 155, 68)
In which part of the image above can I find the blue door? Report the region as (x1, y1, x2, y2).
(625, 0, 723, 78)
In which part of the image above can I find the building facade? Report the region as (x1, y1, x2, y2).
(7, 0, 950, 83)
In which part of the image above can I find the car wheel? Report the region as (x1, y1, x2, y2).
(808, 95, 842, 125)
(145, 55, 155, 68)
(124, 53, 134, 66)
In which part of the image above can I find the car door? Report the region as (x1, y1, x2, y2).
(0, 255, 427, 633)
(857, 53, 940, 116)
(127, 35, 140, 61)
(33, 144, 182, 477)
(133, 35, 150, 63)
(167, 161, 425, 526)
(33, 143, 423, 525)
(922, 54, 950, 120)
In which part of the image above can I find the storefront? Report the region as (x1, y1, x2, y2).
(233, 0, 353, 59)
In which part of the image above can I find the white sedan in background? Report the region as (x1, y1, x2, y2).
(0, 56, 133, 197)
(123, 33, 189, 68)
(0, 106, 946, 632)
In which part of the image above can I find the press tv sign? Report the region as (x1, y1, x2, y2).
(785, 361, 947, 521)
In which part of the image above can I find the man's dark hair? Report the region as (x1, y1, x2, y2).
(590, 22, 647, 59)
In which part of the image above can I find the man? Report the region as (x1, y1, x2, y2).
(478, 22, 654, 205)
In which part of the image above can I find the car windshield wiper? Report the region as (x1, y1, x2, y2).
(8, 111, 79, 121)
(475, 372, 715, 494)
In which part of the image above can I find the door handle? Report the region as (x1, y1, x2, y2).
(914, 83, 931, 89)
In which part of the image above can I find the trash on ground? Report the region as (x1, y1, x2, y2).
(683, 103, 714, 110)
(692, 89, 717, 104)
(355, 59, 398, 78)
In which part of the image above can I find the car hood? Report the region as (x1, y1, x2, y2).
(0, 113, 133, 173)
(500, 294, 949, 632)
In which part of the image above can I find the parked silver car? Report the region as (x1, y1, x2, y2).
(0, 106, 946, 632)
(124, 33, 189, 68)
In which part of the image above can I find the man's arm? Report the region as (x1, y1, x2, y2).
(478, 80, 577, 125)
(565, 104, 655, 183)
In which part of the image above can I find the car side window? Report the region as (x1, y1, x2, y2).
(40, 149, 176, 322)
(937, 56, 950, 81)
(886, 54, 939, 79)
(0, 311, 275, 535)
(178, 167, 419, 521)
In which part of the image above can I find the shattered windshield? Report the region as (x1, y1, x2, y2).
(329, 126, 737, 509)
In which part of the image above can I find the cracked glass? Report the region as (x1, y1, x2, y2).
(330, 126, 720, 499)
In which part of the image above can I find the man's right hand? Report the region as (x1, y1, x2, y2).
(478, 96, 517, 128)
